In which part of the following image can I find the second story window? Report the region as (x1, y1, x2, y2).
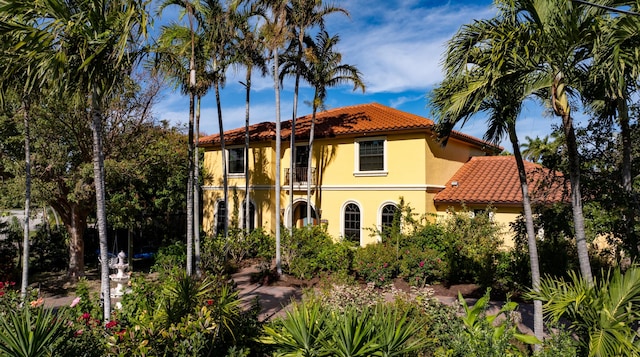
(228, 147, 245, 175)
(355, 137, 387, 175)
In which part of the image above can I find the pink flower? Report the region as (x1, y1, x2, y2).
(419, 261, 425, 268)
(74, 329, 84, 337)
(81, 313, 91, 321)
(70, 297, 81, 308)
(383, 263, 388, 268)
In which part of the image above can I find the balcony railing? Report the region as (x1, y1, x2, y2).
(284, 167, 316, 186)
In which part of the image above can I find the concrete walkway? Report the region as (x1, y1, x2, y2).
(41, 264, 536, 335)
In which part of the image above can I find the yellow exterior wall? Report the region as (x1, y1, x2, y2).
(433, 203, 522, 248)
(201, 130, 519, 247)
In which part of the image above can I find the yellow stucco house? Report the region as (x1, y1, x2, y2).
(199, 103, 562, 246)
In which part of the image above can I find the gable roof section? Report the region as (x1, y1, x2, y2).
(199, 102, 501, 152)
(434, 156, 567, 207)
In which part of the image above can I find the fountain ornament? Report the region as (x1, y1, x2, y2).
(109, 250, 130, 298)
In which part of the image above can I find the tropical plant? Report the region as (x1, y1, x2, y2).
(529, 266, 640, 356)
(261, 300, 328, 356)
(0, 307, 66, 357)
(430, 10, 546, 342)
(156, 0, 206, 276)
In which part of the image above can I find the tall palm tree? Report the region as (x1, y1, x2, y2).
(284, 0, 348, 234)
(253, 0, 289, 275)
(482, 0, 611, 285)
(201, 0, 233, 239)
(153, 8, 206, 275)
(430, 15, 545, 344)
(0, 0, 150, 320)
(229, 3, 267, 234)
(293, 30, 364, 224)
(0, 39, 38, 300)
(585, 8, 640, 259)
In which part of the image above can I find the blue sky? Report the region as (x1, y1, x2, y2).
(152, 0, 557, 150)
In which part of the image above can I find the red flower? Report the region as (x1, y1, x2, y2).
(105, 320, 117, 329)
(81, 313, 91, 321)
(0, 291, 5, 297)
(419, 261, 425, 268)
(206, 299, 214, 306)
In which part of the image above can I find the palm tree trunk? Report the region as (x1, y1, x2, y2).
(307, 96, 318, 225)
(215, 82, 228, 238)
(90, 92, 111, 322)
(186, 91, 195, 275)
(21, 100, 31, 300)
(194, 95, 201, 276)
(186, 2, 196, 276)
(563, 112, 593, 284)
(618, 100, 637, 259)
(509, 123, 543, 346)
(244, 67, 252, 234)
(274, 48, 282, 275)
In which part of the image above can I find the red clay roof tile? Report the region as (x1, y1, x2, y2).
(434, 156, 567, 206)
(199, 103, 500, 152)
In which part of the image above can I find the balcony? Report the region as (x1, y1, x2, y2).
(284, 167, 316, 188)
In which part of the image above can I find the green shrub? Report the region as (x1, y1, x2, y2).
(152, 241, 187, 278)
(398, 245, 445, 287)
(438, 207, 503, 286)
(352, 242, 398, 286)
(282, 225, 339, 279)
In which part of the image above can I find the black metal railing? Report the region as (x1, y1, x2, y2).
(284, 167, 316, 186)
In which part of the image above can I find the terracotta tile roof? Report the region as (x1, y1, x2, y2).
(434, 156, 567, 206)
(199, 103, 501, 152)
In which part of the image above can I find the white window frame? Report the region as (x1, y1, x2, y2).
(341, 200, 363, 246)
(227, 146, 245, 177)
(354, 136, 388, 177)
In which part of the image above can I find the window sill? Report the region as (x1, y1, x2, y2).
(228, 173, 245, 178)
(353, 171, 388, 177)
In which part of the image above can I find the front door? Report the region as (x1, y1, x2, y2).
(293, 202, 317, 227)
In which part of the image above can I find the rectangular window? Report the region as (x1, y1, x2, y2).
(228, 147, 245, 174)
(359, 139, 384, 171)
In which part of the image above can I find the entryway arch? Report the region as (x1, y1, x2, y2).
(284, 199, 319, 228)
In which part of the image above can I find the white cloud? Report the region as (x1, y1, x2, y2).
(332, 0, 496, 93)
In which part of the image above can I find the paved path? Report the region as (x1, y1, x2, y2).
(42, 265, 536, 335)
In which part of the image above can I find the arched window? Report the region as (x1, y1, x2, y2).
(215, 200, 226, 237)
(381, 204, 398, 237)
(242, 201, 256, 232)
(343, 203, 361, 242)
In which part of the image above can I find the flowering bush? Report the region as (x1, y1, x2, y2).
(398, 246, 445, 287)
(352, 242, 398, 286)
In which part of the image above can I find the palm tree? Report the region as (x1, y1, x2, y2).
(585, 8, 640, 259)
(283, 0, 348, 234)
(153, 6, 206, 275)
(430, 15, 545, 344)
(201, 0, 233, 239)
(0, 0, 150, 320)
(253, 0, 290, 275)
(293, 30, 364, 224)
(229, 3, 268, 234)
(0, 39, 37, 300)
(467, 0, 614, 285)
